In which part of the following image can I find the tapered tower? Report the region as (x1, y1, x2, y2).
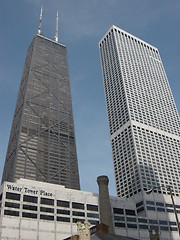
(2, 11, 80, 190)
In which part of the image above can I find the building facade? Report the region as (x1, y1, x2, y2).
(0, 179, 99, 240)
(2, 34, 80, 190)
(0, 179, 179, 240)
(99, 25, 180, 198)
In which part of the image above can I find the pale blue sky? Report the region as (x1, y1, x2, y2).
(0, 0, 179, 196)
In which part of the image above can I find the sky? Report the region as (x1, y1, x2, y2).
(0, 0, 179, 196)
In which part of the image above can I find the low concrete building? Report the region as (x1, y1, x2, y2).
(0, 178, 179, 239)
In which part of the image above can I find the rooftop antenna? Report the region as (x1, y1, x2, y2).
(38, 5, 43, 35)
(55, 11, 59, 42)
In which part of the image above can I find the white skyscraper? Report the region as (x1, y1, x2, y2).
(99, 25, 180, 199)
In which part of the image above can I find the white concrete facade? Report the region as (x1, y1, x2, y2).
(99, 25, 180, 199)
(0, 179, 179, 240)
(0, 179, 99, 240)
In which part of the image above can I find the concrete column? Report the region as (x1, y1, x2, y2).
(97, 175, 114, 234)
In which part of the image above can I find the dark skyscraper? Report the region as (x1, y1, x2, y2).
(2, 32, 80, 190)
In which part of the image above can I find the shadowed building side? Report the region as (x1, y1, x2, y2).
(1, 34, 80, 190)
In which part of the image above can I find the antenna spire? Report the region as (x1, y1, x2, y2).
(38, 6, 43, 35)
(55, 11, 59, 42)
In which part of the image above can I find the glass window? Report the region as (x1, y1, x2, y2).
(72, 211, 85, 217)
(40, 206, 54, 213)
(166, 203, 173, 208)
(149, 219, 158, 224)
(114, 216, 125, 221)
(156, 202, 164, 206)
(160, 226, 169, 231)
(126, 217, 136, 222)
(23, 195, 38, 203)
(146, 201, 155, 205)
(5, 202, 20, 209)
(89, 220, 99, 225)
(6, 192, 20, 201)
(87, 204, 98, 212)
(157, 207, 165, 212)
(73, 218, 85, 223)
(137, 207, 144, 213)
(125, 209, 135, 216)
(169, 221, 176, 226)
(147, 206, 155, 211)
(22, 212, 37, 219)
(72, 202, 84, 210)
(159, 220, 167, 225)
(167, 208, 174, 213)
(115, 222, 125, 227)
(4, 209, 19, 217)
(136, 201, 143, 208)
(87, 212, 99, 219)
(150, 225, 158, 230)
(57, 209, 70, 215)
(23, 204, 37, 211)
(139, 225, 148, 229)
(57, 216, 70, 222)
(138, 218, 147, 223)
(170, 227, 178, 231)
(40, 197, 54, 206)
(40, 214, 54, 221)
(113, 208, 124, 215)
(127, 223, 137, 228)
(57, 200, 69, 208)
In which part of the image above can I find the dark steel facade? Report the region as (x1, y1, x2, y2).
(2, 34, 80, 190)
